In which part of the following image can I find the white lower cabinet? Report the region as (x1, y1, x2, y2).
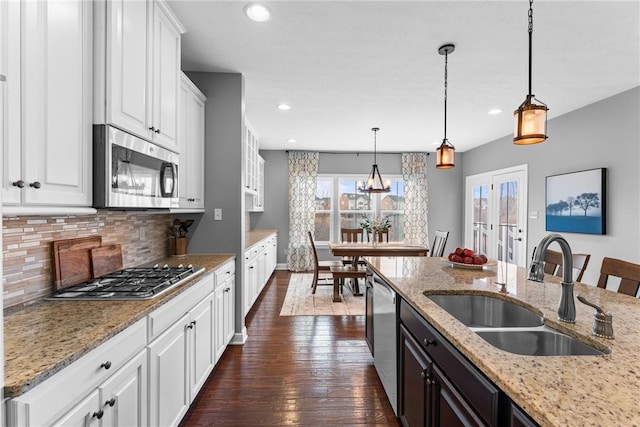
(8, 318, 147, 427)
(98, 350, 148, 427)
(148, 312, 190, 427)
(243, 233, 278, 317)
(214, 260, 236, 362)
(147, 273, 216, 427)
(7, 258, 237, 427)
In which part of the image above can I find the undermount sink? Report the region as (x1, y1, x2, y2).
(473, 327, 607, 356)
(426, 293, 607, 356)
(427, 294, 544, 328)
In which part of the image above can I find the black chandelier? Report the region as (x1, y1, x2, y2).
(358, 127, 390, 193)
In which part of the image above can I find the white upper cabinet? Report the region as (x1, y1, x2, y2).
(2, 0, 93, 209)
(177, 72, 206, 211)
(94, 0, 184, 153)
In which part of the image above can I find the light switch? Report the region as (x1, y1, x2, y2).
(214, 208, 222, 220)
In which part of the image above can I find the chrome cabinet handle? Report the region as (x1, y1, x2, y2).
(92, 410, 104, 419)
(12, 180, 25, 188)
(30, 181, 41, 189)
(105, 398, 116, 407)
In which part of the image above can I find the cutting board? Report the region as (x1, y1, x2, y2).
(91, 244, 123, 278)
(52, 236, 102, 291)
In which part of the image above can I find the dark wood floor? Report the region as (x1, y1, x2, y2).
(180, 270, 400, 426)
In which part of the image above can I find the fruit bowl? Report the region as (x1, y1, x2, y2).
(439, 257, 497, 270)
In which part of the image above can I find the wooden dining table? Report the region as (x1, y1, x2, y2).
(328, 242, 429, 295)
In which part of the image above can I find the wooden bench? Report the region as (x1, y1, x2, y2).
(330, 265, 367, 302)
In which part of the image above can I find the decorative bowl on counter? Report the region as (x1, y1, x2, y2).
(439, 257, 497, 270)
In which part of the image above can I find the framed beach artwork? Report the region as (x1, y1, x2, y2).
(545, 168, 606, 235)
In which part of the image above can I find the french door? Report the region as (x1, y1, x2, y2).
(465, 165, 528, 267)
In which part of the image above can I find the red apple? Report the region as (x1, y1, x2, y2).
(463, 248, 475, 257)
(455, 247, 465, 256)
(448, 253, 456, 261)
(452, 255, 463, 263)
(479, 254, 488, 263)
(472, 256, 484, 265)
(463, 256, 473, 264)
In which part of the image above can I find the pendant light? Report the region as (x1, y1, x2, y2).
(436, 44, 455, 169)
(358, 127, 391, 193)
(514, 0, 548, 145)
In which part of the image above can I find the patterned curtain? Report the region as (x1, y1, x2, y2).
(402, 153, 429, 246)
(287, 151, 319, 271)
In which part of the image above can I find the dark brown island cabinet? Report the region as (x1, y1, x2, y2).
(398, 299, 539, 427)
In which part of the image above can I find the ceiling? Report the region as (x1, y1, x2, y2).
(168, 1, 639, 153)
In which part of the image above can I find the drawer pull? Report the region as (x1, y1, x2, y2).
(224, 287, 231, 293)
(100, 361, 112, 370)
(423, 339, 436, 347)
(106, 398, 116, 407)
(12, 180, 25, 188)
(92, 410, 104, 419)
(191, 320, 197, 326)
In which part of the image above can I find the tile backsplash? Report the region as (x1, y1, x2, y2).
(2, 211, 172, 308)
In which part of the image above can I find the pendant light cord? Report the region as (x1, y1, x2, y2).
(443, 49, 448, 140)
(372, 128, 378, 164)
(528, 0, 534, 96)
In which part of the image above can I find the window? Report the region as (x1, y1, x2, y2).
(314, 174, 405, 243)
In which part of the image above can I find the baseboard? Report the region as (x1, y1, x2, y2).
(230, 326, 248, 345)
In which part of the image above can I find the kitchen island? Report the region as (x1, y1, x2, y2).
(366, 256, 640, 427)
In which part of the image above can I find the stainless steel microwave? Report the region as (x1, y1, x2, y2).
(93, 125, 179, 209)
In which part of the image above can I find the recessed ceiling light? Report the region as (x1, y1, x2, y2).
(277, 104, 291, 111)
(488, 108, 503, 115)
(244, 3, 271, 22)
(287, 139, 296, 144)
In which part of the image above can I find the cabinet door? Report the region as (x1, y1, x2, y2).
(148, 312, 190, 427)
(150, 1, 180, 151)
(432, 364, 485, 427)
(21, 0, 92, 206)
(399, 325, 431, 427)
(178, 73, 205, 209)
(99, 350, 148, 427)
(189, 295, 215, 401)
(106, 0, 150, 141)
(214, 283, 227, 362)
(51, 389, 101, 427)
(224, 276, 236, 345)
(1, 0, 21, 205)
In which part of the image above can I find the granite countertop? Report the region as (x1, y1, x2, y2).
(366, 256, 640, 427)
(245, 229, 278, 248)
(3, 253, 235, 398)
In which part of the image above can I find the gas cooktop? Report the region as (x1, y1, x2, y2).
(48, 264, 205, 301)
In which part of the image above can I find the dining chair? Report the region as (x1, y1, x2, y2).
(429, 230, 449, 258)
(340, 227, 366, 266)
(365, 229, 389, 243)
(308, 231, 342, 294)
(543, 249, 591, 282)
(341, 227, 364, 243)
(596, 257, 640, 297)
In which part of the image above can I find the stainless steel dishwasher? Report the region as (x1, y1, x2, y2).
(372, 271, 397, 415)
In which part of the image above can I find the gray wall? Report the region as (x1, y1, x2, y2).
(463, 86, 640, 285)
(251, 150, 464, 263)
(179, 72, 247, 338)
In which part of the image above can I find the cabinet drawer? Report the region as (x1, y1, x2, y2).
(9, 317, 146, 427)
(215, 260, 236, 287)
(400, 299, 500, 426)
(148, 273, 214, 341)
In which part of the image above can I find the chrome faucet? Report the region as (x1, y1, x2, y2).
(528, 233, 576, 323)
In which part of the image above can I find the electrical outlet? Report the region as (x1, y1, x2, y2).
(214, 208, 222, 220)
